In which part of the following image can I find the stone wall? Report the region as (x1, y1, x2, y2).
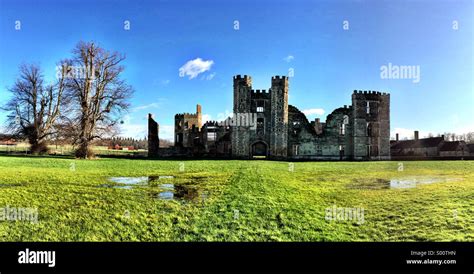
(147, 114, 159, 157)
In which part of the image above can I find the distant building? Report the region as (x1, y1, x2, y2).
(391, 130, 472, 158)
(468, 144, 474, 156)
(0, 134, 17, 146)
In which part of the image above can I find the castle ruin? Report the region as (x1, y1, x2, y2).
(148, 75, 391, 160)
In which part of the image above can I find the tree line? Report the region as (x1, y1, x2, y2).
(1, 41, 133, 158)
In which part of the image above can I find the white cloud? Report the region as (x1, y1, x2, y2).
(283, 55, 294, 63)
(179, 58, 214, 79)
(131, 102, 161, 112)
(161, 79, 170, 85)
(302, 108, 325, 116)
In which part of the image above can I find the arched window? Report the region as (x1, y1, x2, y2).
(367, 123, 373, 137)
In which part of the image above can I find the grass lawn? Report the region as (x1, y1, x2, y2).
(0, 155, 473, 241)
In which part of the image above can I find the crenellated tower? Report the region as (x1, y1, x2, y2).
(270, 76, 289, 158)
(232, 75, 253, 157)
(351, 90, 390, 160)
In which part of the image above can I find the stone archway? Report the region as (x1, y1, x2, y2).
(251, 141, 268, 157)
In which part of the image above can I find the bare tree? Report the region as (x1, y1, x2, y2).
(1, 64, 66, 154)
(65, 41, 133, 158)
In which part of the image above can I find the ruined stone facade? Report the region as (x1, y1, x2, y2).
(148, 114, 159, 157)
(149, 75, 391, 160)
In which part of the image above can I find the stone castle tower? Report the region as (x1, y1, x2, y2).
(175, 104, 202, 147)
(270, 76, 289, 158)
(232, 75, 253, 157)
(351, 90, 390, 160)
(231, 75, 289, 159)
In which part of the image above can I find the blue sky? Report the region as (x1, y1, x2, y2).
(0, 0, 472, 140)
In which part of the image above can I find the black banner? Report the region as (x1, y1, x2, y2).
(0, 242, 472, 273)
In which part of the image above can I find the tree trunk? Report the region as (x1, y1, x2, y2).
(26, 127, 48, 155)
(75, 137, 94, 158)
(30, 141, 48, 155)
(75, 117, 95, 158)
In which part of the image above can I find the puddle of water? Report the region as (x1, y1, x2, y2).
(389, 177, 461, 189)
(149, 184, 202, 201)
(101, 176, 175, 188)
(108, 177, 149, 185)
(100, 176, 206, 202)
(348, 177, 461, 190)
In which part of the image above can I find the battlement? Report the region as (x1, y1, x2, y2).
(251, 89, 269, 94)
(204, 121, 221, 127)
(271, 75, 287, 80)
(234, 75, 252, 80)
(175, 113, 199, 118)
(353, 90, 389, 96)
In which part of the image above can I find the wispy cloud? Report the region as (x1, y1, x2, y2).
(302, 108, 325, 116)
(131, 102, 161, 112)
(179, 58, 214, 79)
(205, 72, 216, 80)
(283, 55, 294, 63)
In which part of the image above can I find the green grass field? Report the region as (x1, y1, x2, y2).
(0, 155, 473, 241)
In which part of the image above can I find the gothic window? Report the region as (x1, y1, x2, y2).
(293, 145, 299, 156)
(367, 123, 373, 137)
